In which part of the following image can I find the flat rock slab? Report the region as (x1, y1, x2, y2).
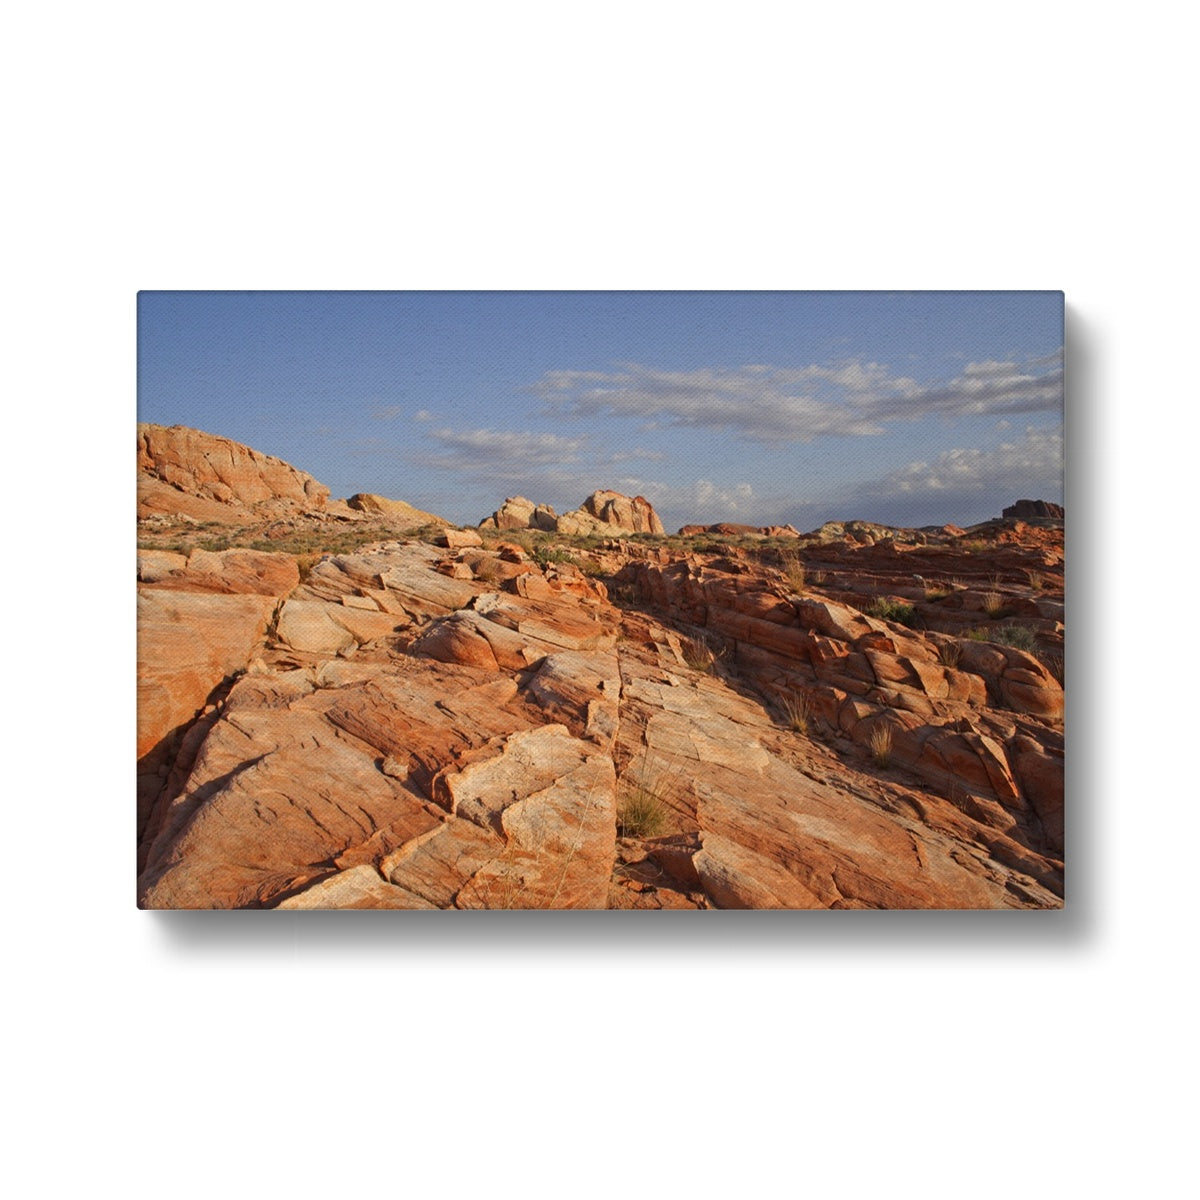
(275, 866, 436, 910)
(137, 587, 277, 759)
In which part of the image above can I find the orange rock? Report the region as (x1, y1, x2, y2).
(138, 423, 329, 515)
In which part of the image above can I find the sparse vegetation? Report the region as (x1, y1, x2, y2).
(1041, 651, 1065, 686)
(533, 546, 580, 568)
(617, 755, 675, 838)
(937, 640, 963, 668)
(924, 585, 952, 601)
(295, 552, 322, 582)
(1027, 570, 1045, 590)
(780, 550, 807, 593)
(868, 723, 894, 768)
(681, 635, 722, 673)
(991, 623, 1038, 652)
(981, 591, 1005, 616)
(866, 597, 917, 626)
(617, 787, 670, 838)
(779, 691, 813, 735)
(473, 556, 507, 582)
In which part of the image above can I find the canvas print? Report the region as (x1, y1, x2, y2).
(136, 291, 1064, 910)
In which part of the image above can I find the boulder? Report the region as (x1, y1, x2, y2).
(579, 489, 665, 534)
(346, 493, 449, 527)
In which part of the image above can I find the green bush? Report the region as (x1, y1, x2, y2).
(992, 624, 1037, 652)
(866, 597, 917, 626)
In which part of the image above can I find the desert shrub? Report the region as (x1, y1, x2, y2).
(937, 640, 963, 667)
(681, 635, 721, 673)
(412, 523, 448, 544)
(1040, 651, 1065, 685)
(780, 550, 807, 593)
(473, 556, 507, 582)
(992, 623, 1037, 652)
(866, 597, 917, 626)
(534, 546, 580, 568)
(1027, 570, 1045, 590)
(980, 591, 1005, 616)
(617, 786, 669, 838)
(966, 627, 990, 641)
(868, 723, 894, 768)
(295, 552, 322, 582)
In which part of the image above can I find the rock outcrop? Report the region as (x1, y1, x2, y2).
(137, 424, 331, 522)
(480, 490, 664, 536)
(137, 525, 1064, 909)
(135, 428, 1064, 910)
(1002, 499, 1065, 521)
(345, 493, 450, 528)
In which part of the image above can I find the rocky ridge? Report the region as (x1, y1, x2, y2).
(136, 429, 1065, 909)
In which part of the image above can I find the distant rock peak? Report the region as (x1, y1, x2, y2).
(480, 489, 664, 536)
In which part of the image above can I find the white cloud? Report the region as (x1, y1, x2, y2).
(857, 427, 1063, 515)
(425, 426, 584, 466)
(535, 352, 1062, 442)
(410, 426, 588, 486)
(610, 475, 757, 525)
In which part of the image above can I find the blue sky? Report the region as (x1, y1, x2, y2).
(137, 291, 1063, 531)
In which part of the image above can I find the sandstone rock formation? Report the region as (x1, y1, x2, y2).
(137, 521, 1064, 909)
(1002, 499, 1065, 521)
(479, 490, 664, 536)
(135, 430, 1064, 910)
(345, 493, 450, 528)
(138, 424, 331, 522)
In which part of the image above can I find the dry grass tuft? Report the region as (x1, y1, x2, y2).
(681, 634, 722, 674)
(1041, 651, 1065, 686)
(868, 723, 894, 768)
(779, 691, 813, 734)
(780, 550, 807, 593)
(617, 787, 670, 839)
(981, 590, 1005, 616)
(937, 640, 963, 668)
(295, 552, 322, 582)
(473, 556, 506, 582)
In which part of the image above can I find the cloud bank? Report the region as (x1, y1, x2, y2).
(536, 352, 1062, 443)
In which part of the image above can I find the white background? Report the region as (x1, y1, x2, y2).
(6, 3, 1193, 1197)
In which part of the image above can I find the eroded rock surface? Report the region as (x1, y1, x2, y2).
(479, 489, 664, 536)
(138, 424, 331, 521)
(138, 522, 1064, 909)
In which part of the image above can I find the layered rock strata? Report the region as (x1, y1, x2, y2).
(137, 424, 331, 522)
(138, 533, 1063, 909)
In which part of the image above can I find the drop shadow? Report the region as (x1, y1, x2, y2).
(141, 303, 1091, 956)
